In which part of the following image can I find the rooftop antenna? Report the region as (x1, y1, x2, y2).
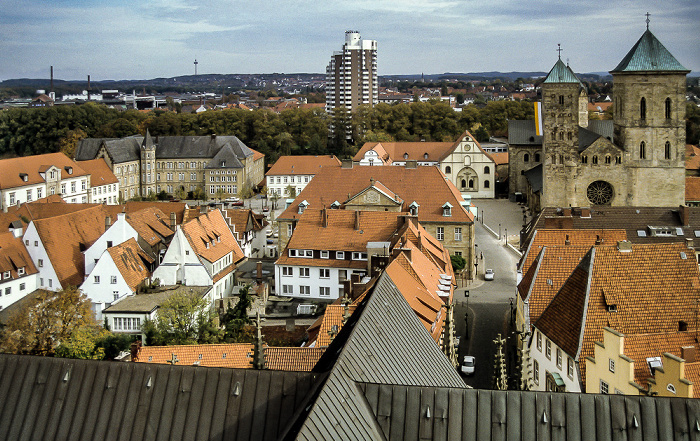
(556, 44, 562, 60)
(645, 12, 651, 30)
(194, 58, 199, 75)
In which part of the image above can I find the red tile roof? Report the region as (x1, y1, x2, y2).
(686, 144, 700, 171)
(107, 238, 152, 292)
(686, 177, 700, 202)
(77, 158, 118, 186)
(622, 331, 700, 388)
(0, 153, 88, 190)
(278, 166, 473, 224)
(266, 155, 341, 176)
(181, 209, 245, 264)
(265, 347, 326, 371)
(32, 205, 111, 287)
(0, 232, 38, 280)
(124, 207, 175, 247)
(137, 343, 254, 368)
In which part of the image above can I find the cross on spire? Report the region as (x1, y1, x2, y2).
(557, 44, 562, 60)
(645, 12, 650, 30)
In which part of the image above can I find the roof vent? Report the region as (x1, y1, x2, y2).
(681, 252, 687, 259)
(617, 240, 632, 252)
(647, 357, 662, 375)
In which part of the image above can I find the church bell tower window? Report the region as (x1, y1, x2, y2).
(639, 141, 646, 160)
(640, 97, 646, 121)
(665, 142, 671, 159)
(665, 98, 672, 119)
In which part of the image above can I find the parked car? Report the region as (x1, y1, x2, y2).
(461, 355, 475, 375)
(484, 269, 494, 281)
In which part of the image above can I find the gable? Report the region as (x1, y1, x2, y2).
(346, 187, 402, 208)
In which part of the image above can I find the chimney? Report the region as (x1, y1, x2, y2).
(682, 346, 696, 363)
(130, 340, 141, 362)
(256, 261, 263, 285)
(341, 159, 353, 169)
(50, 66, 54, 95)
(565, 234, 570, 246)
(170, 212, 177, 230)
(369, 177, 375, 186)
(686, 238, 694, 249)
(105, 215, 112, 230)
(562, 207, 572, 217)
(322, 208, 327, 227)
(405, 160, 418, 169)
(354, 210, 360, 230)
(679, 205, 690, 227)
(87, 75, 91, 101)
(581, 207, 591, 218)
(595, 235, 601, 245)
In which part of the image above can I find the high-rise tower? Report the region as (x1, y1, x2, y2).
(325, 31, 378, 114)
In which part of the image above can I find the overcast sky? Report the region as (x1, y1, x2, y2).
(1, 0, 698, 81)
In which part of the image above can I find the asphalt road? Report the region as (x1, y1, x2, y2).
(455, 204, 523, 389)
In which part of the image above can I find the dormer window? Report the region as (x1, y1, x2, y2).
(423, 153, 429, 160)
(3, 271, 10, 279)
(65, 166, 73, 175)
(330, 201, 340, 209)
(17, 267, 24, 276)
(298, 200, 309, 214)
(220, 160, 226, 167)
(19, 173, 28, 182)
(442, 202, 452, 217)
(403, 152, 409, 160)
(409, 201, 419, 216)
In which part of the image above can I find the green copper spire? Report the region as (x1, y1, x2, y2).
(543, 58, 581, 84)
(611, 29, 689, 73)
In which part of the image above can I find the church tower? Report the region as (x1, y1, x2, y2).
(140, 130, 157, 197)
(610, 26, 689, 206)
(540, 57, 586, 208)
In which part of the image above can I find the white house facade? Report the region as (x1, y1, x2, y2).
(0, 232, 39, 310)
(22, 222, 62, 291)
(84, 213, 138, 276)
(529, 327, 581, 393)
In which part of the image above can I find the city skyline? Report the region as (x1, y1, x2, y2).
(1, 0, 698, 82)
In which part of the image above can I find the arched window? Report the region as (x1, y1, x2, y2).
(592, 155, 598, 165)
(665, 98, 672, 119)
(581, 155, 588, 164)
(559, 132, 564, 141)
(567, 132, 573, 141)
(640, 141, 646, 159)
(445, 166, 451, 174)
(535, 153, 541, 162)
(640, 97, 646, 120)
(468, 179, 474, 189)
(605, 155, 611, 164)
(524, 153, 530, 163)
(484, 180, 490, 189)
(461, 179, 466, 188)
(665, 141, 671, 159)
(552, 155, 557, 164)
(551, 130, 557, 141)
(615, 156, 622, 164)
(484, 166, 490, 174)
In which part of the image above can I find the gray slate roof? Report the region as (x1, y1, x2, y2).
(611, 30, 689, 73)
(358, 384, 700, 441)
(578, 126, 603, 152)
(587, 119, 614, 141)
(524, 164, 542, 193)
(206, 143, 245, 169)
(289, 271, 465, 441)
(157, 136, 253, 160)
(103, 285, 211, 314)
(0, 353, 322, 441)
(507, 120, 542, 146)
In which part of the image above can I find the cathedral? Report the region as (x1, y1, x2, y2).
(509, 26, 690, 211)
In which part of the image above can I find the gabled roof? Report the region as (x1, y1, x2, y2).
(124, 207, 175, 247)
(687, 177, 700, 203)
(106, 238, 152, 292)
(73, 157, 118, 186)
(180, 209, 245, 264)
(156, 135, 254, 160)
(0, 232, 38, 279)
(524, 163, 542, 193)
(137, 343, 254, 368)
(32, 205, 111, 287)
(536, 242, 700, 388)
(0, 353, 321, 441)
(266, 155, 341, 176)
(204, 143, 244, 169)
(353, 141, 455, 163)
(611, 29, 689, 73)
(587, 119, 614, 141)
(0, 196, 95, 231)
(507, 120, 541, 145)
(103, 285, 211, 314)
(0, 153, 89, 190)
(223, 208, 256, 237)
(543, 58, 581, 84)
(278, 166, 473, 224)
(265, 347, 326, 371)
(622, 331, 700, 388)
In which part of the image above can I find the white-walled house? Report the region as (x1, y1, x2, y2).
(0, 153, 91, 211)
(0, 231, 39, 310)
(265, 155, 341, 198)
(102, 285, 212, 338)
(529, 326, 580, 392)
(80, 238, 152, 321)
(84, 213, 138, 276)
(153, 209, 246, 300)
(79, 158, 120, 205)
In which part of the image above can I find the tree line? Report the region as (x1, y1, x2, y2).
(0, 100, 541, 163)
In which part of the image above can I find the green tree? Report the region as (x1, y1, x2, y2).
(0, 286, 97, 356)
(221, 285, 253, 342)
(451, 254, 466, 271)
(55, 326, 109, 360)
(149, 291, 220, 345)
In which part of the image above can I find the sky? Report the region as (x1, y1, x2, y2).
(1, 0, 698, 81)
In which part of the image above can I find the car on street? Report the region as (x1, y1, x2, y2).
(484, 269, 494, 281)
(461, 355, 475, 375)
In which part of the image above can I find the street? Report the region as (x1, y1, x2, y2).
(455, 199, 526, 388)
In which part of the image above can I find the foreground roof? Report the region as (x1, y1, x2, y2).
(0, 354, 321, 441)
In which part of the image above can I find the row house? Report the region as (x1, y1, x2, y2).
(528, 241, 700, 393)
(0, 231, 38, 310)
(221, 208, 268, 259)
(353, 131, 496, 199)
(0, 153, 93, 211)
(276, 164, 476, 278)
(153, 209, 246, 301)
(79, 238, 153, 320)
(78, 158, 120, 204)
(75, 132, 264, 201)
(265, 155, 341, 198)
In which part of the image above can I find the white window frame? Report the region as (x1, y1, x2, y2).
(299, 285, 310, 296)
(320, 268, 330, 278)
(111, 276, 118, 284)
(436, 227, 444, 241)
(300, 268, 310, 278)
(545, 339, 551, 360)
(600, 380, 609, 394)
(282, 285, 293, 295)
(282, 266, 293, 277)
(320, 250, 329, 259)
(336, 251, 345, 259)
(94, 275, 100, 284)
(319, 286, 330, 297)
(609, 358, 615, 373)
(454, 227, 462, 241)
(556, 348, 562, 369)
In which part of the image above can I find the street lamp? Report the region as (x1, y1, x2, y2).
(499, 223, 501, 239)
(465, 290, 470, 339)
(504, 228, 508, 245)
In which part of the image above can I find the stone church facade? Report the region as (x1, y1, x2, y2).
(511, 28, 689, 211)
